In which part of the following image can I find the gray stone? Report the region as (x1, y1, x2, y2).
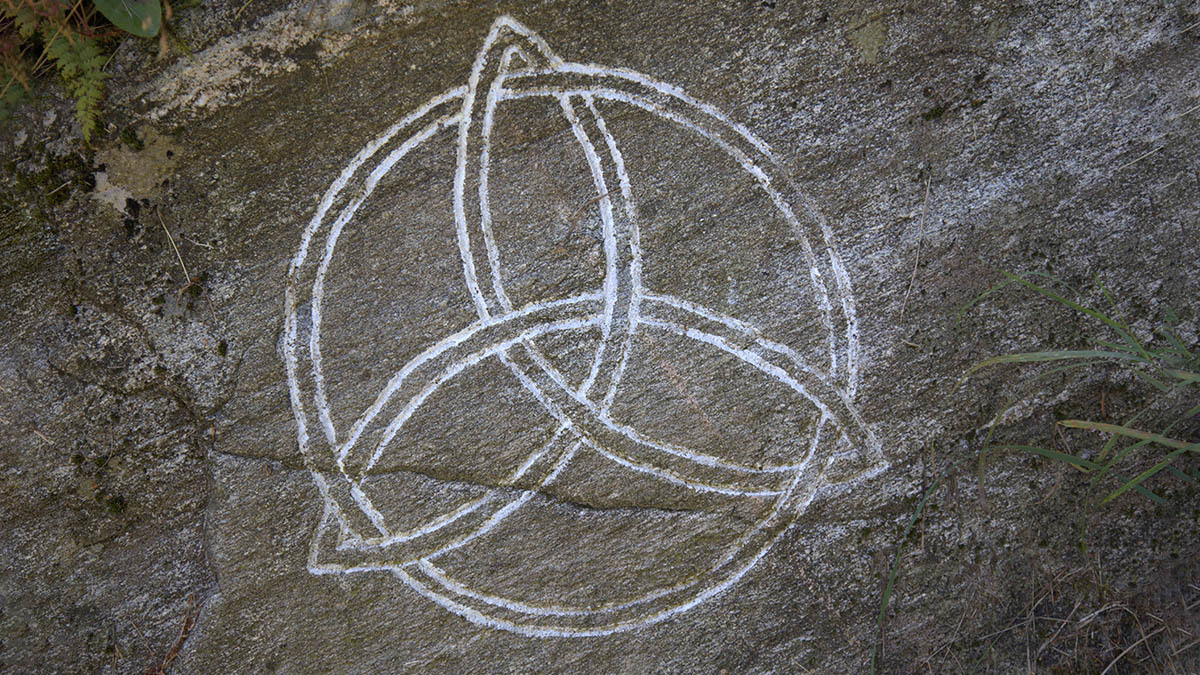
(1, 1, 1198, 672)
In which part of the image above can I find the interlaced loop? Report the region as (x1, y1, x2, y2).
(284, 16, 885, 637)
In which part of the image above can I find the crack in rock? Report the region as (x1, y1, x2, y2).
(209, 446, 733, 518)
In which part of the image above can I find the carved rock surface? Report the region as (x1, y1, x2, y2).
(1, 1, 1198, 672)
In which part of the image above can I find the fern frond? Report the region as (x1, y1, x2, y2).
(41, 27, 108, 140)
(7, 5, 42, 40)
(0, 73, 29, 121)
(2, 0, 116, 141)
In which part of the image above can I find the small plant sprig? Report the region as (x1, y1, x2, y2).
(0, 0, 162, 141)
(871, 271, 1198, 673)
(964, 271, 1199, 510)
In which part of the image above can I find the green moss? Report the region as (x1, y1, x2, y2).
(922, 104, 948, 121)
(119, 126, 145, 151)
(104, 494, 126, 514)
(7, 148, 93, 209)
(849, 15, 888, 65)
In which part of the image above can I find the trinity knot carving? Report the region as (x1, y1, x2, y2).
(284, 16, 885, 637)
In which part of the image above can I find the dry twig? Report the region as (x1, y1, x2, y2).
(146, 593, 199, 675)
(1101, 626, 1166, 675)
(899, 176, 931, 320)
(157, 206, 190, 284)
(557, 192, 609, 250)
(158, 207, 221, 327)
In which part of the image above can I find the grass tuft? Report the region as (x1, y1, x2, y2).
(873, 269, 1198, 672)
(964, 272, 1199, 513)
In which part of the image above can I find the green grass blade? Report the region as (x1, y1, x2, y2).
(1021, 270, 1084, 298)
(1164, 369, 1200, 385)
(1097, 432, 1122, 464)
(955, 270, 1081, 327)
(1097, 436, 1154, 486)
(955, 277, 1019, 327)
(1091, 338, 1146, 357)
(1002, 272, 1151, 360)
(1160, 326, 1192, 359)
(1094, 273, 1120, 313)
(1164, 465, 1198, 484)
(1060, 420, 1194, 450)
(989, 444, 1101, 471)
(963, 350, 1139, 378)
(1102, 442, 1200, 504)
(1069, 419, 1182, 490)
(976, 362, 1097, 491)
(989, 444, 1166, 503)
(953, 268, 1082, 326)
(1102, 391, 1193, 454)
(871, 472, 944, 674)
(1072, 411, 1200, 503)
(1132, 368, 1172, 393)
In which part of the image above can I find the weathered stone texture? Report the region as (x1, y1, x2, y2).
(1, 1, 1198, 672)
